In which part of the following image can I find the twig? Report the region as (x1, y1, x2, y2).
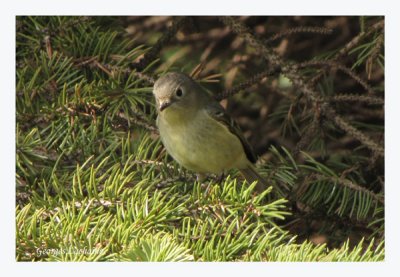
(265, 26, 333, 44)
(298, 60, 375, 95)
(129, 71, 156, 84)
(329, 94, 384, 105)
(322, 104, 384, 156)
(336, 20, 384, 60)
(215, 68, 280, 101)
(220, 16, 384, 157)
(293, 117, 321, 156)
(134, 159, 175, 170)
(40, 16, 91, 36)
(44, 35, 53, 59)
(366, 33, 384, 79)
(116, 111, 158, 133)
(316, 174, 384, 205)
(309, 19, 384, 86)
(74, 57, 156, 84)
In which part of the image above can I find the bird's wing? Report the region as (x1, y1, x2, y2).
(205, 102, 257, 163)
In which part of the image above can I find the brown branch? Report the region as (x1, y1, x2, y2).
(74, 57, 156, 84)
(322, 104, 384, 156)
(116, 111, 158, 134)
(129, 71, 156, 84)
(309, 19, 384, 86)
(336, 19, 384, 60)
(40, 16, 92, 36)
(293, 117, 321, 156)
(219, 16, 384, 157)
(298, 60, 376, 95)
(329, 94, 384, 105)
(315, 174, 384, 205)
(366, 33, 384, 79)
(265, 26, 333, 44)
(214, 67, 280, 101)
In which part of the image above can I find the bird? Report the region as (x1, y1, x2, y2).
(153, 72, 267, 191)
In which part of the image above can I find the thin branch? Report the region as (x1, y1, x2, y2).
(215, 67, 280, 101)
(298, 60, 376, 95)
(116, 111, 158, 133)
(220, 16, 384, 157)
(315, 174, 384, 205)
(336, 19, 384, 60)
(328, 94, 384, 105)
(309, 19, 384, 86)
(128, 71, 156, 84)
(293, 117, 321, 156)
(265, 26, 333, 44)
(366, 33, 384, 79)
(74, 57, 156, 84)
(322, 104, 384, 156)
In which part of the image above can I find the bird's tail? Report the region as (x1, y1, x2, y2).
(239, 165, 268, 192)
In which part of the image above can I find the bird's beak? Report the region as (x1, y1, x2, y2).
(159, 100, 172, 112)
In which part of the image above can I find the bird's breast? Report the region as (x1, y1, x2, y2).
(157, 110, 247, 173)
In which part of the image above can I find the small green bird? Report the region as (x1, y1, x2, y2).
(153, 72, 267, 191)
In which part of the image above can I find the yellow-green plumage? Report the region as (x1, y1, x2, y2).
(153, 72, 267, 191)
(157, 108, 247, 174)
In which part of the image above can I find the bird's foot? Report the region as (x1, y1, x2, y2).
(215, 172, 225, 185)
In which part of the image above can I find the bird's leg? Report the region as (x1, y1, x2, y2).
(197, 173, 214, 195)
(196, 173, 207, 183)
(216, 172, 226, 185)
(197, 173, 209, 190)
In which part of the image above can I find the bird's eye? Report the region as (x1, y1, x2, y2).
(176, 88, 183, 97)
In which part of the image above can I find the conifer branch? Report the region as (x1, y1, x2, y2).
(329, 94, 384, 105)
(74, 56, 156, 84)
(265, 26, 333, 43)
(309, 19, 384, 86)
(298, 60, 376, 95)
(336, 19, 384, 60)
(314, 174, 384, 205)
(322, 104, 384, 156)
(220, 16, 384, 157)
(116, 110, 158, 133)
(366, 33, 384, 79)
(215, 67, 280, 101)
(293, 117, 320, 156)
